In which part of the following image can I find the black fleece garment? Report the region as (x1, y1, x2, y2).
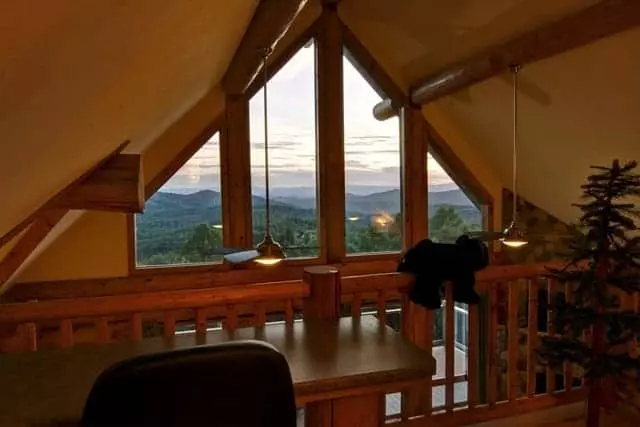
(397, 235, 489, 309)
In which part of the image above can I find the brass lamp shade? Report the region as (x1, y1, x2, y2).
(500, 220, 528, 248)
(254, 234, 286, 265)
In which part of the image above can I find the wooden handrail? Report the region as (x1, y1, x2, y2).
(341, 260, 567, 295)
(0, 261, 565, 324)
(0, 280, 308, 324)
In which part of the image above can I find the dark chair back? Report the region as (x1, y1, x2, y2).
(81, 340, 297, 427)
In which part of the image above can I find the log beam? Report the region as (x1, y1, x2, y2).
(316, 5, 346, 263)
(0, 141, 131, 250)
(222, 0, 310, 95)
(0, 209, 67, 293)
(373, 0, 640, 120)
(0, 141, 137, 293)
(55, 154, 144, 213)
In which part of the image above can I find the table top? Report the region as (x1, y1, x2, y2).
(0, 316, 434, 426)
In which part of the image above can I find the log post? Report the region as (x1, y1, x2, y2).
(302, 265, 341, 427)
(302, 266, 341, 321)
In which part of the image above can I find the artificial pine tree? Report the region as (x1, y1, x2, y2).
(537, 159, 640, 427)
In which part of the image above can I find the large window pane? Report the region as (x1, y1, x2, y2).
(343, 53, 402, 255)
(135, 132, 223, 267)
(249, 40, 318, 259)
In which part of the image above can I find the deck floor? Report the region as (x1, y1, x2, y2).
(386, 345, 468, 415)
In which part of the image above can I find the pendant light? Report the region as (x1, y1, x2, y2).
(500, 64, 528, 248)
(254, 47, 286, 265)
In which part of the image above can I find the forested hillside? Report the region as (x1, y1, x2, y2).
(135, 189, 482, 265)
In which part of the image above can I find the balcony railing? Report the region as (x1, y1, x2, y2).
(0, 260, 587, 426)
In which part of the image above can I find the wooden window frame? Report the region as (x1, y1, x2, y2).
(127, 11, 495, 276)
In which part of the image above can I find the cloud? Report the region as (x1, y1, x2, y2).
(174, 42, 454, 191)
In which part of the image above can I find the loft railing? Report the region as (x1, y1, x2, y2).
(0, 261, 589, 426)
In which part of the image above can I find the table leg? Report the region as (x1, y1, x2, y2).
(333, 394, 383, 427)
(305, 393, 384, 427)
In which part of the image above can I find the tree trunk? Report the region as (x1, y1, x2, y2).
(586, 254, 610, 427)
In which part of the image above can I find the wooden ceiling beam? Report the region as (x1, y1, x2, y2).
(0, 209, 67, 293)
(0, 141, 132, 250)
(373, 0, 640, 120)
(0, 141, 141, 294)
(55, 153, 144, 213)
(222, 0, 311, 95)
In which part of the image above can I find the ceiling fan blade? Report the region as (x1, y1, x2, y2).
(210, 247, 255, 255)
(224, 250, 260, 264)
(466, 231, 505, 241)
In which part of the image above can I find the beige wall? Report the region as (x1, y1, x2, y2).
(0, 0, 255, 244)
(10, 0, 504, 284)
(15, 88, 226, 283)
(423, 104, 504, 233)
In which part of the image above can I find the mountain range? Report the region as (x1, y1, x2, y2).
(140, 187, 480, 226)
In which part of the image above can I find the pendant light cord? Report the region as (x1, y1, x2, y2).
(511, 64, 520, 223)
(263, 48, 272, 238)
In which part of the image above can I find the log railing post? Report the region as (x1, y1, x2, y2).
(302, 266, 341, 321)
(400, 105, 432, 419)
(302, 265, 341, 427)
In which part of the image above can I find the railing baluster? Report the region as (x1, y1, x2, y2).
(255, 302, 267, 326)
(131, 313, 142, 341)
(96, 317, 110, 343)
(488, 283, 499, 405)
(351, 293, 362, 318)
(195, 308, 207, 335)
(163, 311, 176, 339)
(563, 282, 573, 390)
(546, 279, 557, 393)
(377, 290, 387, 326)
(507, 280, 520, 401)
(284, 299, 294, 325)
(444, 284, 455, 411)
(526, 279, 538, 397)
(19, 322, 37, 351)
(468, 303, 479, 408)
(226, 305, 238, 331)
(59, 319, 74, 348)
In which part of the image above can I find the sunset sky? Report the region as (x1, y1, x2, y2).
(161, 40, 453, 196)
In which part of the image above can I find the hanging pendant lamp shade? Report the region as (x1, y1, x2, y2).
(255, 47, 285, 266)
(501, 64, 528, 248)
(255, 234, 286, 265)
(501, 220, 528, 248)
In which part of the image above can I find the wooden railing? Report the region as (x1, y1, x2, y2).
(0, 261, 586, 426)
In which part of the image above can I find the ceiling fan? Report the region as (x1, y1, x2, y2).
(215, 48, 290, 266)
(468, 65, 530, 248)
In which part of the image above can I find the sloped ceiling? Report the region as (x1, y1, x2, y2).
(0, 0, 256, 241)
(340, 0, 640, 223)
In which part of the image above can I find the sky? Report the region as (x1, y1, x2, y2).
(161, 40, 453, 196)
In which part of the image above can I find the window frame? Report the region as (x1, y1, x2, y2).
(129, 124, 226, 274)
(127, 17, 496, 275)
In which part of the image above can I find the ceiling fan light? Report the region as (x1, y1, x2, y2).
(500, 221, 528, 248)
(254, 234, 285, 266)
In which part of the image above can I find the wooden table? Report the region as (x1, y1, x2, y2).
(0, 316, 434, 427)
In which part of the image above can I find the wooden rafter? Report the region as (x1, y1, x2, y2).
(0, 142, 139, 292)
(373, 0, 640, 119)
(56, 153, 144, 213)
(222, 0, 311, 95)
(0, 209, 67, 292)
(341, 21, 408, 107)
(0, 141, 132, 250)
